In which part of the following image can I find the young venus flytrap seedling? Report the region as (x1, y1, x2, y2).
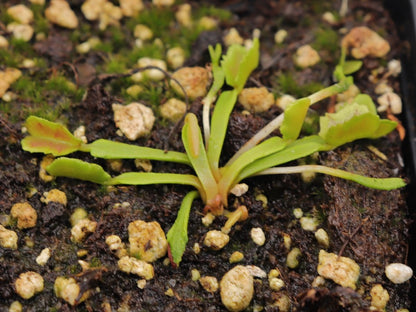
(22, 38, 405, 265)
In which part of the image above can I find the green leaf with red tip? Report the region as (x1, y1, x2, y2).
(21, 116, 84, 156)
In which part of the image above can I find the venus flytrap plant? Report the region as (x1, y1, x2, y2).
(21, 39, 405, 266)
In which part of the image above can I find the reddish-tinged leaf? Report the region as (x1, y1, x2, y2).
(21, 116, 83, 156)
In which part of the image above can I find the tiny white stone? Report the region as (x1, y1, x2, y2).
(276, 94, 296, 111)
(199, 276, 219, 293)
(7, 23, 34, 42)
(224, 27, 244, 46)
(370, 284, 389, 310)
(204, 230, 229, 250)
(166, 47, 186, 69)
(36, 248, 51, 266)
(201, 212, 215, 227)
(374, 82, 393, 95)
(387, 59, 402, 77)
(245, 265, 267, 278)
(137, 279, 147, 289)
(377, 92, 402, 114)
(300, 217, 319, 232)
(136, 57, 167, 81)
(269, 277, 285, 291)
(198, 16, 218, 31)
(385, 263, 413, 284)
(159, 98, 187, 122)
(293, 208, 303, 219)
(229, 183, 249, 197)
(134, 24, 153, 41)
(45, 0, 79, 29)
(0, 224, 18, 249)
(294, 45, 320, 68)
(250, 227, 266, 246)
(70, 219, 97, 243)
(7, 4, 34, 25)
(315, 228, 329, 248)
(112, 102, 155, 140)
(10, 202, 37, 229)
(322, 11, 337, 25)
(191, 269, 200, 281)
(128, 220, 167, 262)
(274, 29, 288, 44)
(117, 256, 154, 280)
(175, 4, 192, 27)
(9, 301, 22, 312)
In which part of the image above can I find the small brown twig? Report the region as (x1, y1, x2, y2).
(337, 217, 368, 259)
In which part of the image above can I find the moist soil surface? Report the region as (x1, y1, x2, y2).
(0, 0, 413, 311)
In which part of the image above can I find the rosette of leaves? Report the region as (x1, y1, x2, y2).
(22, 39, 405, 265)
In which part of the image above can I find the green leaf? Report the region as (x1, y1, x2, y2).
(259, 165, 406, 190)
(343, 60, 363, 76)
(47, 157, 111, 184)
(167, 191, 200, 265)
(369, 119, 398, 139)
(182, 113, 218, 203)
(236, 135, 327, 181)
(21, 116, 84, 156)
(222, 38, 259, 92)
(207, 89, 238, 176)
(218, 137, 286, 202)
(353, 94, 377, 115)
(209, 43, 222, 65)
(280, 98, 311, 141)
(107, 172, 203, 193)
(206, 44, 225, 100)
(319, 102, 380, 147)
(88, 139, 190, 165)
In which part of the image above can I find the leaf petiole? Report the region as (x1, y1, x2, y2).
(256, 164, 406, 190)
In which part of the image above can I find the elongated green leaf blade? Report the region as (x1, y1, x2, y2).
(22, 116, 83, 156)
(108, 172, 203, 191)
(47, 157, 111, 184)
(218, 137, 286, 195)
(88, 139, 190, 165)
(207, 89, 238, 175)
(236, 135, 327, 181)
(259, 165, 406, 190)
(167, 190, 199, 265)
(320, 167, 406, 190)
(280, 98, 311, 141)
(182, 113, 218, 202)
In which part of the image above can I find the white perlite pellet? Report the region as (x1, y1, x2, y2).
(250, 227, 266, 246)
(385, 263, 413, 284)
(36, 248, 51, 266)
(204, 230, 229, 250)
